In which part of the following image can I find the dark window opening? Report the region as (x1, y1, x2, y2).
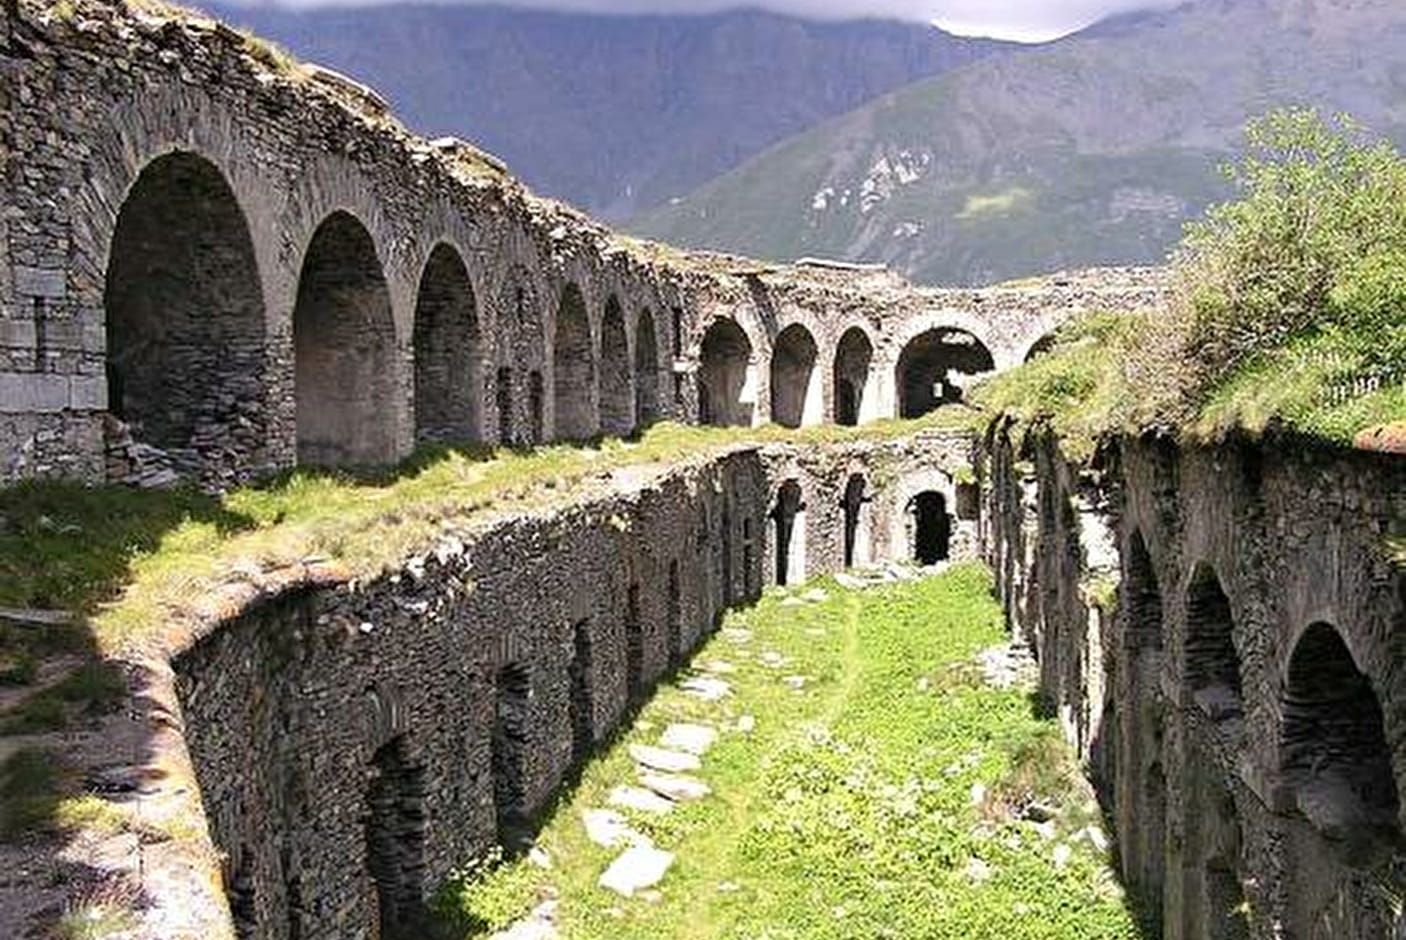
(228, 843, 256, 939)
(600, 297, 632, 437)
(496, 367, 513, 445)
(1127, 530, 1164, 651)
(955, 481, 981, 521)
(528, 371, 544, 444)
(553, 284, 595, 440)
(626, 585, 644, 705)
(671, 307, 683, 358)
(908, 491, 951, 565)
(667, 561, 682, 668)
(635, 310, 660, 431)
(721, 509, 734, 608)
(772, 481, 803, 586)
(842, 475, 866, 568)
(493, 664, 531, 850)
(365, 736, 427, 939)
(833, 327, 872, 427)
(742, 518, 756, 601)
(570, 621, 594, 766)
(1185, 563, 1243, 718)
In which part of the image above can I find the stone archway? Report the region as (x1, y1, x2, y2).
(771, 480, 805, 586)
(895, 327, 995, 418)
(635, 309, 660, 430)
(104, 151, 268, 484)
(833, 327, 873, 426)
(905, 491, 950, 564)
(698, 318, 753, 428)
(293, 211, 398, 467)
(413, 243, 481, 446)
(553, 284, 596, 440)
(599, 297, 632, 437)
(770, 323, 820, 428)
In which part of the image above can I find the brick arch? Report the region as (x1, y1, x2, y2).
(894, 326, 996, 418)
(552, 282, 597, 441)
(770, 322, 821, 428)
(833, 324, 875, 426)
(634, 307, 661, 430)
(413, 242, 482, 446)
(293, 210, 399, 467)
(697, 315, 756, 428)
(599, 295, 633, 437)
(103, 149, 270, 485)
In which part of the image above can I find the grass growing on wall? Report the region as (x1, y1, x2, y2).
(973, 109, 1406, 451)
(438, 565, 1142, 940)
(0, 410, 975, 690)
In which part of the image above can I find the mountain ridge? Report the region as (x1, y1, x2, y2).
(206, 2, 1018, 218)
(629, 0, 1406, 284)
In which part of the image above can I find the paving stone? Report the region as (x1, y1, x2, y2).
(720, 628, 752, 644)
(582, 808, 650, 848)
(782, 675, 809, 690)
(638, 771, 711, 802)
(598, 845, 675, 897)
(607, 786, 675, 815)
(629, 744, 700, 774)
(491, 900, 559, 940)
(661, 723, 717, 755)
(681, 675, 731, 701)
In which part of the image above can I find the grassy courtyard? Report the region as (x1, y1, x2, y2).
(439, 564, 1143, 940)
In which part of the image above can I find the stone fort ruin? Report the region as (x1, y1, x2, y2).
(1, 2, 1403, 939)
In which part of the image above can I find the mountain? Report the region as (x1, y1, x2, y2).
(630, 0, 1406, 285)
(205, 3, 1015, 218)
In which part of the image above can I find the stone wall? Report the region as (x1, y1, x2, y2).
(167, 430, 977, 939)
(982, 425, 1406, 939)
(0, 0, 1167, 487)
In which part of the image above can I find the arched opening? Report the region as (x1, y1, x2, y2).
(599, 297, 632, 437)
(833, 327, 873, 426)
(529, 371, 544, 444)
(635, 309, 660, 430)
(895, 327, 995, 418)
(626, 583, 644, 706)
(1025, 332, 1057, 362)
(293, 211, 397, 467)
(104, 151, 267, 483)
(495, 367, 513, 446)
(553, 284, 595, 440)
(413, 244, 481, 446)
(569, 620, 594, 767)
(364, 735, 427, 938)
(698, 318, 753, 427)
(842, 475, 867, 568)
(1281, 623, 1401, 846)
(770, 323, 820, 428)
(1122, 528, 1166, 925)
(493, 663, 532, 851)
(1185, 563, 1243, 719)
(771, 481, 805, 586)
(906, 491, 950, 564)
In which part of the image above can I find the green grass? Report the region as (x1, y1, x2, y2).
(0, 747, 69, 839)
(438, 565, 1142, 939)
(0, 416, 974, 659)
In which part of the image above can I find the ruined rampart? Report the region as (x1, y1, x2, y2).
(982, 426, 1406, 939)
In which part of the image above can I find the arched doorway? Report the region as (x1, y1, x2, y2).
(1025, 332, 1057, 362)
(772, 481, 805, 586)
(599, 297, 632, 437)
(293, 211, 397, 467)
(770, 323, 820, 428)
(833, 327, 873, 426)
(1121, 529, 1166, 926)
(905, 491, 950, 564)
(104, 151, 267, 483)
(413, 244, 481, 445)
(635, 309, 660, 430)
(553, 284, 596, 440)
(1185, 563, 1243, 718)
(842, 474, 868, 567)
(895, 328, 995, 418)
(698, 318, 753, 427)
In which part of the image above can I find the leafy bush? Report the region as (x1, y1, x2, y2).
(978, 109, 1406, 448)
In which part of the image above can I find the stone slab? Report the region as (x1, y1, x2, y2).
(629, 744, 700, 774)
(598, 845, 674, 897)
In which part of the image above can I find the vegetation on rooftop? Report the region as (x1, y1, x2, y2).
(974, 109, 1406, 454)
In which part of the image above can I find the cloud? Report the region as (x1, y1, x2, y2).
(234, 0, 1186, 43)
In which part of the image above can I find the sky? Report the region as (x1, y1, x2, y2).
(236, 0, 1188, 42)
